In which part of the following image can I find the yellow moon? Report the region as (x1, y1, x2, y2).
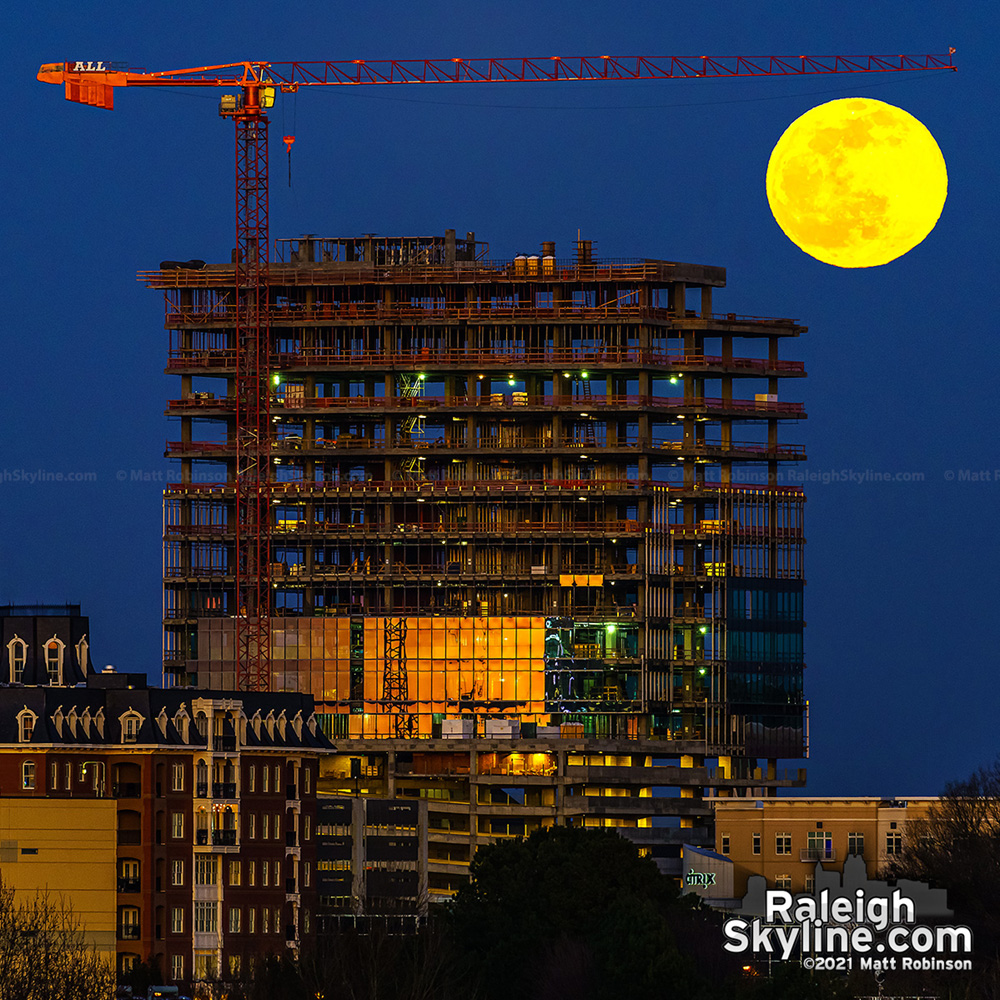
(765, 97, 947, 268)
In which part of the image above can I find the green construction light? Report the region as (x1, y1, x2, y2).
(669, 376, 679, 385)
(605, 624, 616, 634)
(698, 626, 708, 635)
(581, 370, 589, 379)
(417, 373, 427, 381)
(272, 374, 281, 386)
(698, 667, 707, 676)
(508, 377, 516, 386)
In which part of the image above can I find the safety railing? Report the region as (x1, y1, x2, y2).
(168, 393, 805, 414)
(165, 347, 805, 373)
(161, 477, 807, 498)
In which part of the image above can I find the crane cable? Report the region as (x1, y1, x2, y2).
(282, 91, 297, 186)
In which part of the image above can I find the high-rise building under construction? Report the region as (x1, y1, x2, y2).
(148, 231, 807, 886)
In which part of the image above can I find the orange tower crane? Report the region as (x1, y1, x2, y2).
(38, 52, 956, 692)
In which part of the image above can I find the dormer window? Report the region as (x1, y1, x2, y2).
(75, 635, 89, 673)
(17, 710, 37, 743)
(121, 712, 143, 744)
(44, 636, 65, 685)
(173, 709, 191, 744)
(7, 636, 27, 683)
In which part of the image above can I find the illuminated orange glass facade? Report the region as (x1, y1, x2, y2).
(197, 616, 548, 737)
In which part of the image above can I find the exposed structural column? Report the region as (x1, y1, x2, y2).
(233, 104, 272, 692)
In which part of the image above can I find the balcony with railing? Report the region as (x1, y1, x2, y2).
(800, 847, 836, 863)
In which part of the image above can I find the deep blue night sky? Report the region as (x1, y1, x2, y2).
(2, 1, 996, 796)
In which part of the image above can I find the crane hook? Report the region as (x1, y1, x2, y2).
(283, 135, 295, 187)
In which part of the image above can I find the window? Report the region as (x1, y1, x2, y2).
(262, 907, 270, 934)
(806, 831, 833, 860)
(775, 833, 792, 855)
(75, 635, 89, 672)
(249, 765, 256, 793)
(122, 714, 141, 743)
(262, 813, 268, 840)
(775, 874, 792, 890)
(886, 832, 902, 856)
(64, 762, 71, 789)
(50, 762, 58, 790)
(194, 901, 218, 934)
(263, 767, 270, 793)
(274, 765, 281, 789)
(7, 636, 27, 683)
(120, 907, 140, 939)
(22, 761, 35, 790)
(274, 860, 281, 885)
(273, 910, 281, 934)
(274, 814, 281, 839)
(229, 955, 241, 977)
(304, 768, 311, 794)
(805, 876, 816, 893)
(249, 861, 256, 887)
(194, 952, 216, 981)
(262, 863, 269, 887)
(249, 813, 256, 839)
(171, 763, 184, 792)
(171, 812, 184, 839)
(229, 907, 242, 934)
(720, 834, 730, 856)
(195, 857, 218, 886)
(171, 906, 184, 933)
(17, 712, 36, 744)
(752, 833, 761, 856)
(248, 908, 256, 934)
(304, 816, 311, 841)
(44, 637, 65, 685)
(303, 861, 311, 888)
(229, 860, 241, 887)
(171, 954, 184, 981)
(303, 909, 310, 934)
(848, 832, 865, 856)
(171, 860, 184, 886)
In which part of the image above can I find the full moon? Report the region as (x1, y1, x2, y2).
(765, 97, 947, 268)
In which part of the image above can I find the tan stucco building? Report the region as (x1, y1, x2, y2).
(0, 797, 117, 953)
(713, 797, 937, 898)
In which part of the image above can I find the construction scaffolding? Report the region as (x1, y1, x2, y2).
(154, 230, 807, 766)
